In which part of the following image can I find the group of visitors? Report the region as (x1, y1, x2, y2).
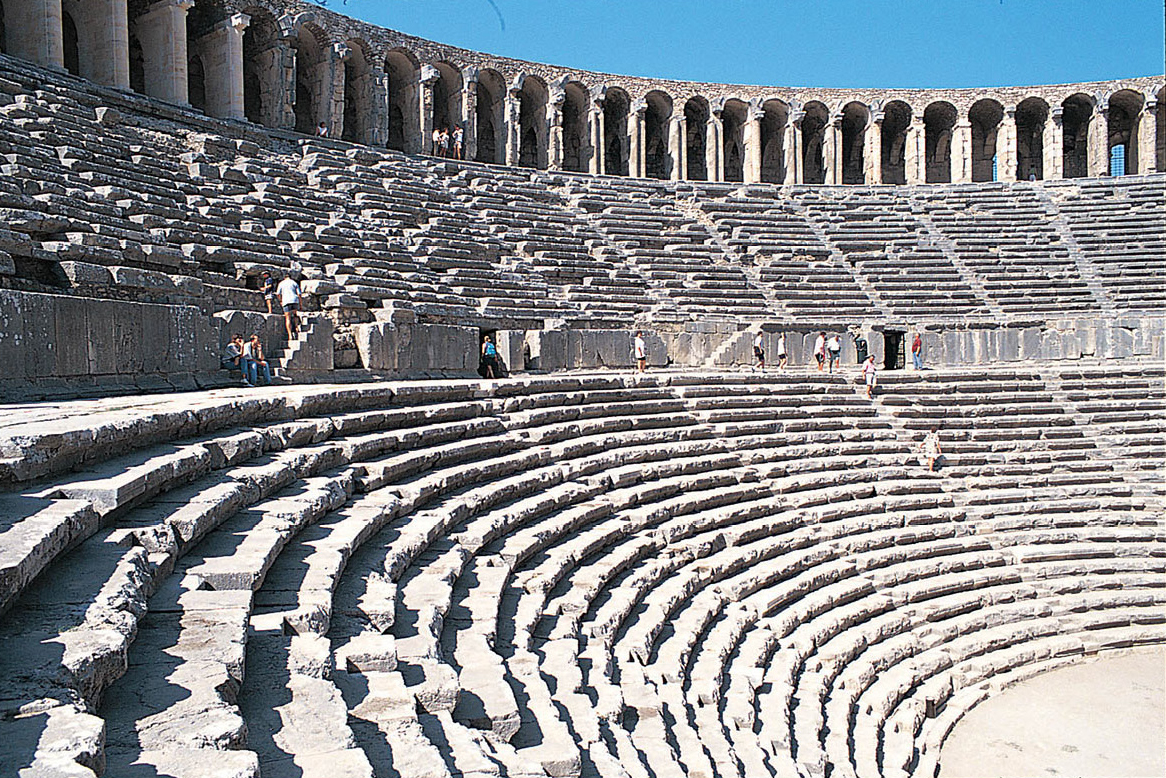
(432, 126, 465, 159)
(260, 271, 304, 342)
(221, 332, 274, 386)
(751, 332, 789, 371)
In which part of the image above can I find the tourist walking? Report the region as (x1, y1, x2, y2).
(814, 332, 826, 372)
(777, 332, 787, 370)
(260, 271, 276, 315)
(752, 332, 765, 371)
(862, 354, 878, 398)
(912, 331, 923, 370)
(634, 331, 647, 373)
(453, 125, 464, 159)
(277, 273, 302, 341)
(827, 333, 842, 373)
(481, 335, 498, 379)
(922, 427, 942, 472)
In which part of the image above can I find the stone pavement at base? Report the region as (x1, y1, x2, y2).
(938, 645, 1166, 778)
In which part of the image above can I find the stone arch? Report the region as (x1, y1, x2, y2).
(721, 99, 748, 182)
(1106, 89, 1143, 174)
(924, 100, 957, 183)
(1015, 96, 1048, 180)
(1061, 93, 1094, 178)
(802, 101, 828, 184)
(187, 51, 206, 112)
(1158, 86, 1165, 172)
(385, 48, 419, 152)
(128, 26, 145, 95)
(60, 0, 128, 86)
(475, 67, 505, 164)
(560, 81, 589, 173)
(61, 4, 81, 76)
(684, 96, 710, 181)
(644, 90, 672, 180)
(183, 1, 222, 115)
(880, 100, 911, 184)
(291, 23, 326, 135)
(969, 98, 1004, 182)
(432, 61, 462, 143)
(518, 74, 548, 169)
(840, 101, 869, 184)
(604, 86, 630, 176)
(241, 8, 280, 126)
(760, 99, 788, 184)
(341, 40, 375, 143)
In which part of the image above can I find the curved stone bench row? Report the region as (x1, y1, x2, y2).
(1, 368, 1162, 776)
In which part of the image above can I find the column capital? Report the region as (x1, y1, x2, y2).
(789, 110, 805, 126)
(747, 105, 765, 122)
(1004, 105, 1017, 120)
(871, 110, 885, 125)
(333, 42, 352, 62)
(142, 0, 194, 17)
(589, 84, 607, 108)
(1050, 106, 1064, 123)
(420, 64, 440, 85)
(461, 66, 479, 86)
(631, 98, 648, 116)
(956, 119, 972, 130)
(209, 12, 250, 35)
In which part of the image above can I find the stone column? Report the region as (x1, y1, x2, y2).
(952, 119, 972, 183)
(670, 114, 685, 181)
(784, 112, 802, 185)
(505, 86, 521, 166)
(6, 0, 64, 70)
(77, 0, 130, 88)
(823, 115, 841, 185)
(1045, 107, 1063, 179)
(589, 95, 605, 175)
(461, 68, 479, 161)
(706, 111, 722, 182)
(325, 42, 351, 139)
(548, 96, 564, 171)
(1087, 102, 1108, 176)
(1137, 101, 1157, 174)
(197, 13, 249, 121)
(133, 0, 194, 105)
(999, 107, 1018, 181)
(629, 99, 646, 178)
(906, 117, 925, 185)
(865, 112, 883, 184)
(420, 64, 439, 155)
(366, 69, 389, 146)
(744, 105, 763, 184)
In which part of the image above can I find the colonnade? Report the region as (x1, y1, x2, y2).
(1, 0, 1161, 184)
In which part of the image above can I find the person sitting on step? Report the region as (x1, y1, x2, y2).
(243, 333, 273, 386)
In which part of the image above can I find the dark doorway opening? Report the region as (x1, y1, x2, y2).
(883, 330, 905, 370)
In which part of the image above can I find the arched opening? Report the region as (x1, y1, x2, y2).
(62, 9, 80, 76)
(604, 87, 629, 176)
(721, 99, 747, 182)
(291, 26, 324, 135)
(1015, 97, 1048, 180)
(1106, 89, 1143, 175)
(644, 90, 672, 180)
(0, 0, 6, 54)
(1061, 93, 1093, 179)
(432, 61, 462, 147)
(1158, 87, 1166, 173)
(518, 76, 548, 169)
(241, 9, 279, 126)
(385, 49, 419, 152)
(802, 101, 828, 184)
(969, 99, 1003, 182)
(924, 101, 957, 183)
(760, 99, 788, 183)
(880, 100, 911, 184)
(559, 82, 588, 172)
(684, 96, 710, 180)
(188, 53, 206, 111)
(475, 68, 505, 164)
(841, 101, 868, 184)
(340, 41, 373, 143)
(128, 31, 145, 94)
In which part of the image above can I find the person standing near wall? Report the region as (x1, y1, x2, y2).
(862, 354, 878, 398)
(453, 125, 465, 159)
(777, 332, 787, 370)
(261, 272, 276, 315)
(912, 331, 924, 370)
(634, 331, 647, 373)
(481, 335, 498, 378)
(753, 332, 765, 371)
(827, 333, 842, 373)
(814, 332, 826, 372)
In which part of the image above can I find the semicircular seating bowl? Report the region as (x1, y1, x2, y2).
(1, 365, 1162, 778)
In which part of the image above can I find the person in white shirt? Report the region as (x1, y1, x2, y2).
(243, 333, 273, 386)
(277, 274, 301, 341)
(777, 332, 787, 370)
(862, 354, 878, 398)
(752, 332, 765, 371)
(814, 332, 826, 372)
(827, 333, 842, 373)
(634, 331, 647, 373)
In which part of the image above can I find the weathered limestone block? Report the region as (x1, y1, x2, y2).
(355, 320, 476, 374)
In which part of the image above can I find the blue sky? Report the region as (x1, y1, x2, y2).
(329, 0, 1164, 88)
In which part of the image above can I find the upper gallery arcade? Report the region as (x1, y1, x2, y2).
(1, 0, 1162, 184)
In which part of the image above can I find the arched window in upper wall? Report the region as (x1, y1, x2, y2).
(880, 101, 912, 185)
(683, 97, 709, 181)
(644, 91, 672, 180)
(969, 99, 1003, 182)
(1015, 97, 1049, 180)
